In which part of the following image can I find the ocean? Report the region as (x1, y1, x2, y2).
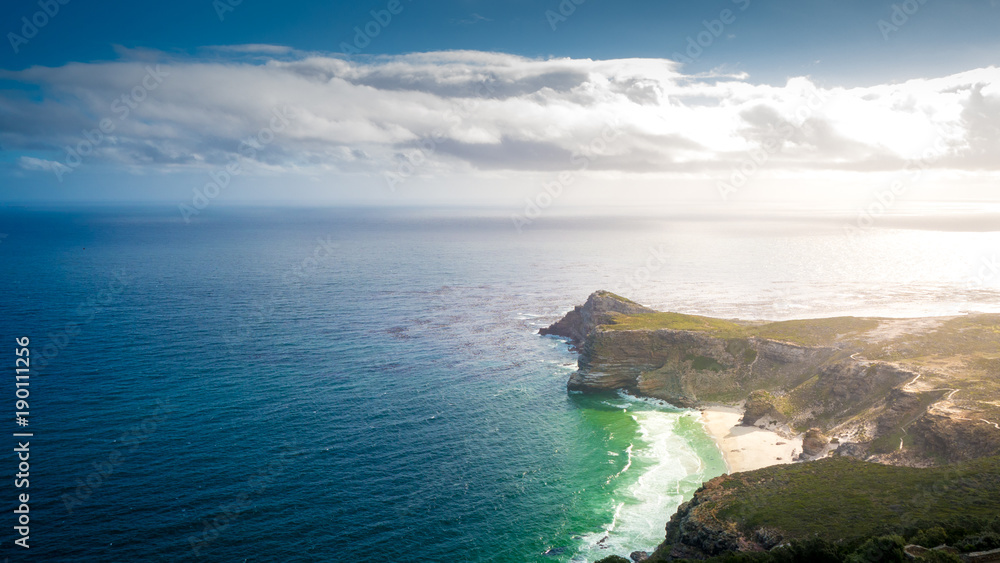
(1, 206, 998, 562)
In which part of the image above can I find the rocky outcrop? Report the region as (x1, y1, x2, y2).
(654, 475, 786, 560)
(741, 390, 784, 426)
(659, 476, 745, 559)
(801, 428, 829, 457)
(910, 412, 1000, 462)
(822, 362, 918, 411)
(875, 388, 924, 434)
(539, 290, 655, 346)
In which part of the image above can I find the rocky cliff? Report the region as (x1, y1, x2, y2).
(542, 291, 1000, 466)
(539, 290, 656, 346)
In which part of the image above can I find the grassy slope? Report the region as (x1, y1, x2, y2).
(714, 456, 1000, 538)
(643, 456, 1000, 563)
(601, 312, 879, 347)
(601, 312, 747, 335)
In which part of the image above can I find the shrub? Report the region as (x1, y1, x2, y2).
(844, 534, 905, 563)
(918, 551, 963, 563)
(784, 537, 843, 563)
(910, 527, 948, 548)
(955, 531, 1000, 552)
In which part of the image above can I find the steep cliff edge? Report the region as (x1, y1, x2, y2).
(541, 291, 1000, 465)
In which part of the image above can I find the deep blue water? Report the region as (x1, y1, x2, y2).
(1, 206, 998, 562)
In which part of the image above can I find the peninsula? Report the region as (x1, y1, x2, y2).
(542, 291, 1000, 562)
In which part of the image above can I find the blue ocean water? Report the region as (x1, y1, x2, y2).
(1, 206, 998, 562)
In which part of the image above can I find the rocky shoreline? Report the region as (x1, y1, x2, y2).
(541, 291, 1000, 562)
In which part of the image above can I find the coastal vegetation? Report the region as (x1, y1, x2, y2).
(601, 312, 881, 348)
(638, 455, 1000, 562)
(542, 291, 1000, 562)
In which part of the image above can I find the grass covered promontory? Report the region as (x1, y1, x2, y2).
(545, 291, 1000, 465)
(602, 312, 881, 348)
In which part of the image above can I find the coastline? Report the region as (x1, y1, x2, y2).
(699, 405, 803, 474)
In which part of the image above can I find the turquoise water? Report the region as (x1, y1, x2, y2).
(1, 207, 997, 561)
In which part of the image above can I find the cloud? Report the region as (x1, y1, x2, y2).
(206, 44, 295, 55)
(17, 156, 70, 174)
(1, 50, 999, 187)
(959, 82, 1000, 167)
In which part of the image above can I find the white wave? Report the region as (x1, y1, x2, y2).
(605, 443, 633, 485)
(573, 407, 720, 560)
(601, 401, 632, 409)
(613, 389, 684, 411)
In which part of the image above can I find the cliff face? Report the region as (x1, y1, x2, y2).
(911, 412, 1000, 462)
(574, 329, 839, 408)
(543, 292, 1000, 465)
(571, 328, 747, 401)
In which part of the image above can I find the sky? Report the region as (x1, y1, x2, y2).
(1, 0, 999, 213)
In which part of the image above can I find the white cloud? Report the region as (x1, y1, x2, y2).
(17, 156, 70, 174)
(2, 50, 999, 189)
(206, 44, 296, 55)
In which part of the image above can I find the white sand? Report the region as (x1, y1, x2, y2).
(700, 406, 803, 474)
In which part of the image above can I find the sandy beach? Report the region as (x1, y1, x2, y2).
(700, 406, 803, 474)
